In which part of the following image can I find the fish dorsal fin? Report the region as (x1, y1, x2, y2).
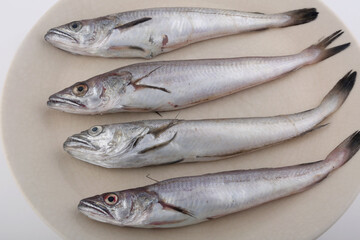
(114, 17, 152, 30)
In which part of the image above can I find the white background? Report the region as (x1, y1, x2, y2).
(0, 1, 359, 239)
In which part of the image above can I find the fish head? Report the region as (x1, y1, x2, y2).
(78, 190, 156, 226)
(63, 124, 149, 167)
(78, 192, 130, 225)
(47, 77, 104, 114)
(44, 18, 112, 55)
(47, 71, 132, 114)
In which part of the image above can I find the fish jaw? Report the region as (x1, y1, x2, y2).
(47, 80, 106, 114)
(78, 197, 115, 224)
(45, 28, 78, 44)
(44, 28, 86, 55)
(47, 93, 88, 114)
(44, 18, 110, 56)
(63, 136, 96, 151)
(63, 136, 110, 167)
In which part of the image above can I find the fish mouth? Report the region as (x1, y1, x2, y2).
(45, 29, 78, 43)
(78, 199, 113, 219)
(47, 97, 85, 108)
(64, 136, 96, 150)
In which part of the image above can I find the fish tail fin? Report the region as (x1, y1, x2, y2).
(324, 131, 360, 170)
(279, 8, 319, 27)
(300, 30, 350, 65)
(316, 71, 356, 116)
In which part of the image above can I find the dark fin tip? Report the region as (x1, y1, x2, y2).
(306, 30, 349, 64)
(318, 30, 344, 48)
(328, 42, 351, 54)
(283, 8, 319, 27)
(331, 131, 360, 165)
(347, 131, 360, 157)
(315, 42, 350, 63)
(320, 70, 356, 110)
(328, 70, 357, 98)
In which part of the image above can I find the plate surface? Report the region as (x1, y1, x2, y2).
(1, 0, 360, 239)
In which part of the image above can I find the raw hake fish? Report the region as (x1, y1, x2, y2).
(48, 31, 349, 115)
(45, 7, 318, 58)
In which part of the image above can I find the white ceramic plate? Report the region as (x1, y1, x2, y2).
(1, 0, 360, 239)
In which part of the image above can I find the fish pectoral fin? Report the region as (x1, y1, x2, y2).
(149, 120, 180, 137)
(149, 219, 186, 226)
(154, 158, 184, 166)
(195, 149, 246, 160)
(114, 17, 152, 30)
(131, 66, 170, 93)
(139, 132, 177, 154)
(136, 122, 179, 154)
(158, 199, 196, 218)
(167, 158, 184, 165)
(108, 45, 146, 53)
(135, 84, 171, 93)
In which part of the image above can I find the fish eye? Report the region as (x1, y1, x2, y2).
(104, 193, 118, 206)
(69, 21, 82, 32)
(88, 125, 103, 136)
(72, 83, 88, 97)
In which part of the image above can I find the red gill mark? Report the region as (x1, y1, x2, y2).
(167, 102, 179, 108)
(100, 87, 106, 98)
(162, 34, 169, 47)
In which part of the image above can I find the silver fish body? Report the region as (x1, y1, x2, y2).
(78, 131, 360, 228)
(64, 71, 356, 168)
(45, 7, 318, 58)
(48, 31, 349, 114)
